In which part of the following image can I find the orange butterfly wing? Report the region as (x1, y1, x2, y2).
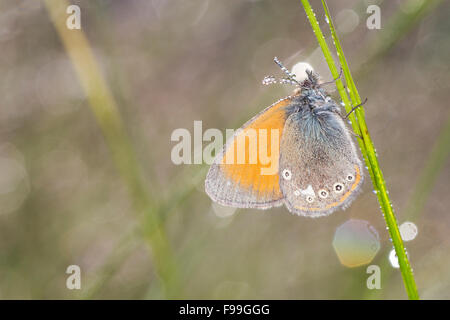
(205, 96, 294, 208)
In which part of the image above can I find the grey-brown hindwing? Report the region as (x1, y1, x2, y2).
(278, 108, 364, 217)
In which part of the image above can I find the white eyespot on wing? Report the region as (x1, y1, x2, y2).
(306, 195, 315, 203)
(346, 174, 354, 182)
(282, 169, 292, 180)
(318, 189, 329, 199)
(333, 183, 344, 193)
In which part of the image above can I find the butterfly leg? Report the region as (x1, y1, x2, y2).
(344, 98, 368, 119)
(320, 67, 343, 86)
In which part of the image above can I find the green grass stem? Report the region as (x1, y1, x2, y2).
(300, 0, 419, 299)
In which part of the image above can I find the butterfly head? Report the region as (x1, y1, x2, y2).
(268, 58, 328, 98)
(300, 69, 320, 89)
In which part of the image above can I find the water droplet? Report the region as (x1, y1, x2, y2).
(399, 221, 418, 241)
(389, 249, 399, 268)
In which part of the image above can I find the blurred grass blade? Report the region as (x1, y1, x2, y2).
(300, 0, 419, 299)
(404, 113, 450, 221)
(44, 0, 178, 298)
(361, 0, 445, 77)
(367, 112, 450, 299)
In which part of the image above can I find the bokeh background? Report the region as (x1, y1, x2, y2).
(0, 0, 449, 299)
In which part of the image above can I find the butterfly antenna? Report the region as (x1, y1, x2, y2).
(273, 57, 301, 86)
(262, 75, 277, 86)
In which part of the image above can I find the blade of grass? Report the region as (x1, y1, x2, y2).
(320, 0, 419, 299)
(44, 0, 179, 298)
(300, 0, 419, 299)
(350, 0, 446, 299)
(367, 110, 450, 299)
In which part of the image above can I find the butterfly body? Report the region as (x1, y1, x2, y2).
(205, 69, 363, 217)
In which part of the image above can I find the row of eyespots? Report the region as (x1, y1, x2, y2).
(317, 174, 355, 199)
(281, 168, 355, 203)
(320, 174, 354, 196)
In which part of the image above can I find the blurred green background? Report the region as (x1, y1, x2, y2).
(0, 0, 449, 299)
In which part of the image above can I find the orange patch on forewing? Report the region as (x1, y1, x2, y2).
(295, 165, 362, 212)
(220, 98, 291, 197)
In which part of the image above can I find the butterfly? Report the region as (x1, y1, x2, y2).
(205, 58, 364, 217)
